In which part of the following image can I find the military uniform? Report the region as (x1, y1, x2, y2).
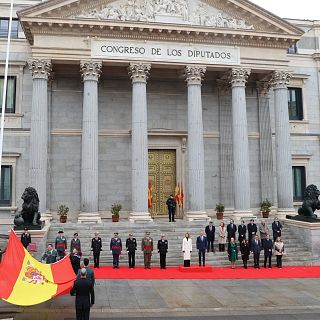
(126, 236, 137, 268)
(55, 232, 67, 260)
(110, 234, 122, 268)
(91, 236, 102, 268)
(42, 248, 58, 264)
(141, 233, 153, 269)
(157, 238, 168, 269)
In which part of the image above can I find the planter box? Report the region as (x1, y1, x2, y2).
(112, 215, 119, 222)
(216, 212, 224, 220)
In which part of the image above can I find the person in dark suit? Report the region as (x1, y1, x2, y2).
(205, 221, 215, 252)
(157, 234, 168, 269)
(251, 234, 261, 268)
(196, 230, 207, 267)
(91, 232, 102, 268)
(21, 228, 31, 249)
(166, 194, 177, 222)
(41, 244, 57, 264)
(227, 219, 237, 242)
(263, 234, 273, 268)
(272, 217, 283, 242)
(240, 239, 250, 269)
(77, 258, 95, 286)
(247, 219, 257, 245)
(70, 248, 81, 275)
(238, 220, 246, 243)
(126, 233, 137, 268)
(70, 268, 95, 320)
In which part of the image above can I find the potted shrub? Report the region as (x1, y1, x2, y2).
(260, 199, 272, 218)
(111, 203, 122, 222)
(57, 205, 69, 223)
(215, 203, 225, 220)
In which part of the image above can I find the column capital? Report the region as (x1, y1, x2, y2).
(28, 59, 52, 80)
(269, 70, 292, 89)
(184, 65, 206, 85)
(229, 68, 251, 87)
(80, 61, 102, 82)
(256, 81, 270, 97)
(128, 62, 151, 83)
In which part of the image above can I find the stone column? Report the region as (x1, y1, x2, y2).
(28, 59, 52, 213)
(78, 61, 102, 223)
(270, 71, 294, 216)
(128, 62, 153, 222)
(229, 68, 251, 215)
(184, 65, 208, 221)
(257, 81, 275, 204)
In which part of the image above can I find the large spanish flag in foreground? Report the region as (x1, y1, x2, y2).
(0, 230, 75, 306)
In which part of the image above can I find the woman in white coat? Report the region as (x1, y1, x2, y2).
(182, 232, 192, 267)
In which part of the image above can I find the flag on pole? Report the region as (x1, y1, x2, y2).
(0, 230, 75, 306)
(174, 183, 180, 205)
(180, 183, 184, 208)
(148, 182, 153, 208)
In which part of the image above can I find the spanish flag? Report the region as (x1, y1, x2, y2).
(0, 230, 75, 306)
(148, 182, 153, 209)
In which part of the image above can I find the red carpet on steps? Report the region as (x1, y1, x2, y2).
(92, 265, 320, 280)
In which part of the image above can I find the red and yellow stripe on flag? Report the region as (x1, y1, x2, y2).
(148, 182, 153, 208)
(0, 230, 75, 306)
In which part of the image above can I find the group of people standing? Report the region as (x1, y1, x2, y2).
(39, 217, 285, 272)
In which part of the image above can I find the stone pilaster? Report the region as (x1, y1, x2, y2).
(257, 81, 275, 204)
(128, 62, 153, 222)
(28, 59, 52, 213)
(184, 65, 209, 221)
(79, 61, 101, 216)
(229, 68, 251, 214)
(269, 71, 294, 215)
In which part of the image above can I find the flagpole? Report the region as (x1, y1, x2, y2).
(0, 0, 14, 183)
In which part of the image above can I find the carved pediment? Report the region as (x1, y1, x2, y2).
(74, 0, 254, 30)
(18, 0, 303, 46)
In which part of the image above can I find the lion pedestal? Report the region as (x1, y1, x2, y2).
(14, 187, 45, 230)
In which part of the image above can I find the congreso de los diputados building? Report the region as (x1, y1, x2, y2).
(0, 0, 320, 222)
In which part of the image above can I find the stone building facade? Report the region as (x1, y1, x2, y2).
(0, 0, 319, 221)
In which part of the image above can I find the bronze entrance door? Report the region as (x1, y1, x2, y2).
(148, 150, 176, 217)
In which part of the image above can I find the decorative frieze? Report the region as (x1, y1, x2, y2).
(28, 59, 52, 80)
(269, 71, 292, 89)
(80, 61, 102, 82)
(128, 62, 151, 83)
(184, 65, 206, 85)
(229, 68, 251, 87)
(76, 0, 254, 30)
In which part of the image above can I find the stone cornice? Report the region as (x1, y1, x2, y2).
(20, 17, 300, 48)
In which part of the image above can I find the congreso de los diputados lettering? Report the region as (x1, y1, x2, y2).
(0, 0, 320, 223)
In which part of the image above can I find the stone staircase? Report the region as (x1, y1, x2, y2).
(45, 218, 318, 267)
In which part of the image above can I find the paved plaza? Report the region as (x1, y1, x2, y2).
(1, 278, 320, 319)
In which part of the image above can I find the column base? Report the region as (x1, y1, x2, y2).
(276, 208, 296, 220)
(184, 211, 210, 222)
(231, 210, 255, 222)
(78, 212, 102, 224)
(129, 212, 153, 223)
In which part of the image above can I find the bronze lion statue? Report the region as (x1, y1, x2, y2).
(14, 187, 41, 226)
(298, 184, 320, 219)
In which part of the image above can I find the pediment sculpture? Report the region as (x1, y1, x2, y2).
(75, 0, 254, 30)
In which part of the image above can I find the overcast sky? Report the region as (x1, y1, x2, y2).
(249, 0, 320, 20)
